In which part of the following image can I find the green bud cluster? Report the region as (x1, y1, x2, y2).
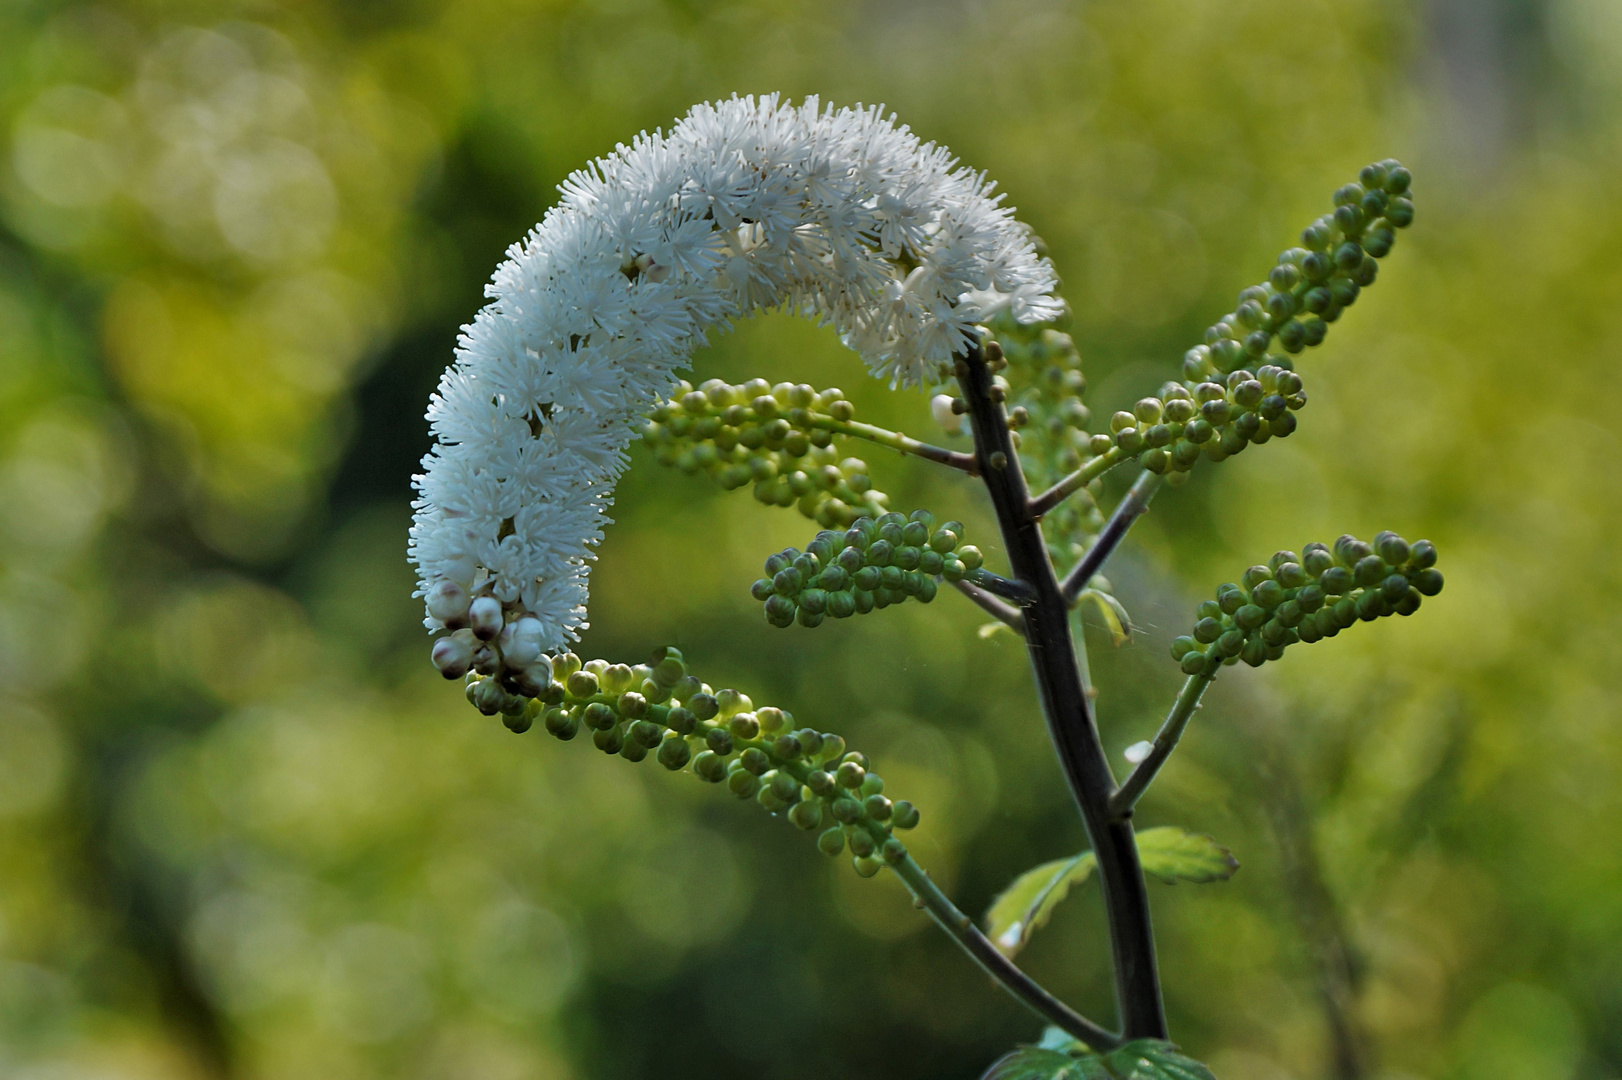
(1181, 159, 1413, 385)
(1103, 363, 1309, 476)
(1086, 161, 1414, 482)
(1169, 532, 1442, 674)
(643, 378, 889, 528)
(749, 510, 985, 628)
(463, 645, 920, 875)
(983, 317, 1108, 569)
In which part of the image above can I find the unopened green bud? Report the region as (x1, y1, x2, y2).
(1408, 539, 1438, 569)
(688, 693, 719, 721)
(852, 855, 883, 878)
(864, 794, 893, 820)
(818, 827, 846, 856)
(848, 830, 877, 858)
(593, 727, 624, 754)
(1234, 604, 1267, 631)
(657, 734, 691, 770)
(705, 728, 733, 755)
(583, 703, 617, 731)
(819, 733, 846, 762)
(1414, 568, 1444, 596)
(831, 797, 863, 824)
(692, 750, 727, 782)
(728, 768, 761, 798)
(1374, 532, 1410, 566)
(728, 713, 761, 739)
(836, 761, 866, 788)
(545, 708, 579, 740)
(1320, 566, 1354, 595)
(566, 671, 599, 699)
(789, 800, 824, 830)
(1354, 555, 1386, 587)
(891, 801, 920, 829)
(768, 771, 799, 803)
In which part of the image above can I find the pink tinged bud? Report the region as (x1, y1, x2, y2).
(469, 596, 503, 640)
(499, 617, 546, 669)
(426, 580, 472, 628)
(513, 662, 552, 697)
(431, 635, 473, 679)
(472, 646, 500, 675)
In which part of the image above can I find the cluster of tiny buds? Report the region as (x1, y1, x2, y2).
(980, 321, 1109, 562)
(1103, 364, 1307, 476)
(1182, 160, 1413, 385)
(426, 581, 554, 692)
(1171, 532, 1443, 674)
(750, 510, 984, 627)
(458, 645, 920, 877)
(644, 378, 888, 528)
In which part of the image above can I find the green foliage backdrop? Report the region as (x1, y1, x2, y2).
(0, 1, 1618, 1077)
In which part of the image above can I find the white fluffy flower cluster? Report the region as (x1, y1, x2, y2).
(411, 94, 1060, 653)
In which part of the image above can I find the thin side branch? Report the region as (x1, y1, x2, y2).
(888, 850, 1123, 1051)
(951, 578, 1026, 633)
(1029, 447, 1127, 518)
(1060, 471, 1164, 603)
(1109, 673, 1214, 818)
(807, 415, 979, 474)
(965, 568, 1037, 605)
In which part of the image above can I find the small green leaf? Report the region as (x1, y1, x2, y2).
(1078, 588, 1133, 646)
(1135, 827, 1239, 884)
(982, 1047, 1113, 1080)
(984, 852, 1098, 957)
(1105, 1039, 1219, 1080)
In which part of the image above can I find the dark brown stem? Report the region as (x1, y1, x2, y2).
(955, 344, 1168, 1040)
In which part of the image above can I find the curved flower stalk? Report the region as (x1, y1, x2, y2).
(463, 644, 1120, 1048)
(410, 94, 1060, 652)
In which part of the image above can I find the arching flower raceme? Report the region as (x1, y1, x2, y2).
(410, 94, 1060, 655)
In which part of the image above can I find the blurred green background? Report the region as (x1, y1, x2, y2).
(1, 0, 1619, 1077)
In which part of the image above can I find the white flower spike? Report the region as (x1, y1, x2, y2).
(411, 94, 1060, 652)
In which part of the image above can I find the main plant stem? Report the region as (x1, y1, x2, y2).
(955, 344, 1168, 1040)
